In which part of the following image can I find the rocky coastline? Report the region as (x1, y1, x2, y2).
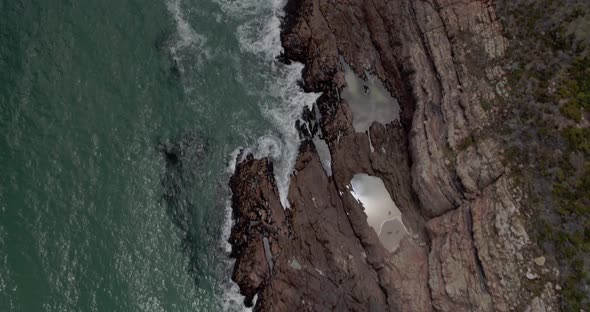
(228, 0, 561, 311)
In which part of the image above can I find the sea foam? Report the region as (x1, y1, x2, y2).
(166, 0, 319, 310)
(166, 0, 210, 72)
(217, 0, 320, 208)
(164, 1, 253, 311)
(217, 0, 318, 309)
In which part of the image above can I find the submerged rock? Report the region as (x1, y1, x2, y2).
(158, 132, 211, 284)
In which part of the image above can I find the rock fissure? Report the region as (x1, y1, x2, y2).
(466, 205, 491, 295)
(228, 0, 551, 310)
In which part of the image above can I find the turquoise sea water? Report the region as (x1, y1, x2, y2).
(0, 0, 315, 310)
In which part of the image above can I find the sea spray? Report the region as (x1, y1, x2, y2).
(2, 0, 274, 310)
(216, 0, 320, 208)
(163, 2, 253, 311)
(166, 0, 210, 75)
(164, 0, 320, 311)
(216, 0, 319, 309)
(220, 153, 254, 312)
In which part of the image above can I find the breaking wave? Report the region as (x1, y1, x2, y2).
(164, 0, 319, 310)
(216, 0, 319, 309)
(165, 0, 210, 74)
(217, 0, 320, 208)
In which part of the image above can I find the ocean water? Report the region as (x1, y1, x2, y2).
(0, 0, 315, 311)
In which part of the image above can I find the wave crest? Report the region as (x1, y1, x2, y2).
(217, 0, 320, 207)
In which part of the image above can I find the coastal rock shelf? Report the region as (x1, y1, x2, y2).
(229, 0, 556, 311)
(341, 61, 400, 134)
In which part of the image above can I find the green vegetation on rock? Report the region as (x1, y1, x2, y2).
(558, 57, 590, 121)
(498, 0, 590, 309)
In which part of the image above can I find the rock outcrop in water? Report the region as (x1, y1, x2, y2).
(229, 0, 558, 310)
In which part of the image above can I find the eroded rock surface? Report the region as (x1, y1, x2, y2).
(426, 176, 535, 312)
(231, 145, 390, 311)
(229, 0, 556, 311)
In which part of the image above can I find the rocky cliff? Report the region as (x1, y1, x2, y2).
(229, 0, 559, 311)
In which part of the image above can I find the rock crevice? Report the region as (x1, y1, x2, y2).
(229, 0, 553, 311)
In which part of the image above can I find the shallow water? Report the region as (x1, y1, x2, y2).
(0, 0, 311, 310)
(350, 174, 408, 252)
(341, 62, 400, 133)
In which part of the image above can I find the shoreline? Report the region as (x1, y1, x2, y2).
(228, 0, 560, 310)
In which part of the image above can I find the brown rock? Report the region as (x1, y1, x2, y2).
(427, 206, 493, 312)
(231, 144, 390, 311)
(471, 176, 530, 311)
(228, 0, 545, 311)
(456, 138, 504, 194)
(425, 176, 533, 312)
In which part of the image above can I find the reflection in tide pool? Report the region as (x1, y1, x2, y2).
(341, 61, 400, 133)
(350, 174, 409, 252)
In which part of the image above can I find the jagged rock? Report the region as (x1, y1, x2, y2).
(230, 144, 390, 311)
(426, 206, 493, 311)
(382, 237, 432, 311)
(283, 0, 510, 218)
(229, 157, 285, 307)
(456, 138, 504, 194)
(229, 0, 552, 311)
(425, 176, 534, 312)
(471, 176, 531, 311)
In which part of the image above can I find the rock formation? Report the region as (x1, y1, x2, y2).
(229, 0, 558, 310)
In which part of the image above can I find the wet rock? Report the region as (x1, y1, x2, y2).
(230, 143, 389, 311)
(228, 0, 549, 310)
